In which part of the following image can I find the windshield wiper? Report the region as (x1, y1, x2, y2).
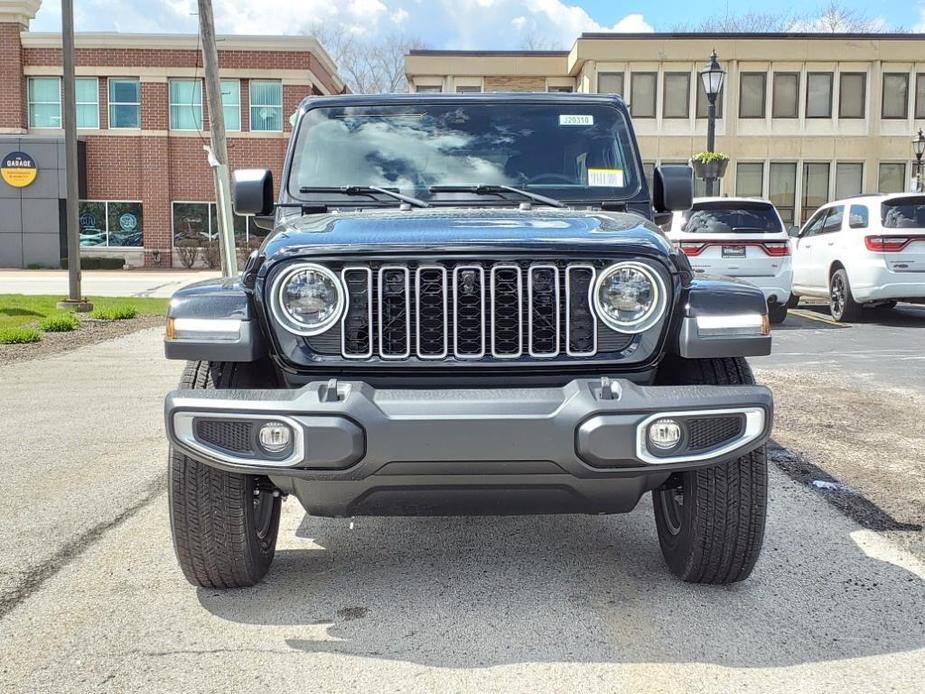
(298, 186, 429, 208)
(429, 184, 566, 209)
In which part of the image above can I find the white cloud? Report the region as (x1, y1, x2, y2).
(611, 13, 652, 32)
(511, 15, 528, 30)
(391, 8, 410, 24)
(916, 3, 925, 31)
(348, 0, 388, 20)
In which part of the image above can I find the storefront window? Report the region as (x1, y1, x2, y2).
(79, 201, 143, 247)
(172, 201, 261, 246)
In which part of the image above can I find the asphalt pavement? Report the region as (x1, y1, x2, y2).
(1, 315, 924, 692)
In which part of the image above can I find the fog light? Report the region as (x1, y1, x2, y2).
(648, 418, 682, 451)
(258, 421, 292, 453)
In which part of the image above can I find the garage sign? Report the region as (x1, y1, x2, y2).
(1, 151, 38, 188)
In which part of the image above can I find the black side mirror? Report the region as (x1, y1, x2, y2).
(233, 169, 274, 216)
(653, 165, 693, 213)
(787, 225, 801, 238)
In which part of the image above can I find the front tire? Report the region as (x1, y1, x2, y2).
(829, 268, 863, 322)
(168, 360, 282, 589)
(653, 357, 768, 584)
(767, 302, 788, 324)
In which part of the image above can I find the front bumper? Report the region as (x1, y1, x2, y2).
(165, 378, 773, 516)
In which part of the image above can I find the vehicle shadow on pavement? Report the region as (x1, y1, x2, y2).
(197, 489, 925, 669)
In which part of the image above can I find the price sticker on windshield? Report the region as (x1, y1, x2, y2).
(588, 168, 624, 187)
(559, 114, 594, 126)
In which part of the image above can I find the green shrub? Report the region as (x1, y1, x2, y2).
(691, 151, 729, 164)
(39, 313, 80, 332)
(90, 304, 137, 321)
(60, 256, 125, 270)
(0, 327, 41, 344)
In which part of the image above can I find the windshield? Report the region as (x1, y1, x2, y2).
(881, 197, 925, 229)
(682, 201, 783, 234)
(287, 101, 641, 205)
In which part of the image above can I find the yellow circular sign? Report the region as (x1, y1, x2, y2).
(1, 151, 38, 188)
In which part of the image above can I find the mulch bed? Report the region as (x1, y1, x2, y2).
(0, 315, 165, 366)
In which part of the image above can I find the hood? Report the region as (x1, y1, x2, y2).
(261, 207, 673, 263)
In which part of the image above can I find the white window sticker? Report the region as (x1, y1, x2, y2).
(588, 168, 625, 187)
(559, 114, 594, 126)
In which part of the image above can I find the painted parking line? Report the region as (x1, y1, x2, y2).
(788, 308, 850, 328)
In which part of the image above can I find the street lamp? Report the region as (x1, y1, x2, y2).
(914, 128, 925, 193)
(699, 50, 726, 196)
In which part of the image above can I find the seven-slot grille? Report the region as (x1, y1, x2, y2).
(334, 261, 633, 361)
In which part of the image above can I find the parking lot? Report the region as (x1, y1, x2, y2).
(1, 304, 924, 693)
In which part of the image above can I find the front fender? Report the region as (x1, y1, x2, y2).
(671, 276, 771, 359)
(164, 277, 267, 362)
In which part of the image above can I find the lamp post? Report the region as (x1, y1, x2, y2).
(699, 50, 726, 196)
(914, 129, 925, 193)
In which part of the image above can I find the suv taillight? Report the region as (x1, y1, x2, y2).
(679, 242, 705, 256)
(865, 235, 911, 252)
(760, 241, 790, 257)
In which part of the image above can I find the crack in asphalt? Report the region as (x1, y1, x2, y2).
(0, 473, 167, 621)
(768, 442, 923, 533)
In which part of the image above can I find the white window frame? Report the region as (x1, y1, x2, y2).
(249, 80, 283, 132)
(108, 78, 141, 130)
(169, 78, 203, 131)
(78, 200, 144, 249)
(28, 76, 62, 129)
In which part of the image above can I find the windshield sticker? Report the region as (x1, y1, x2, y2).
(559, 114, 594, 126)
(588, 168, 624, 187)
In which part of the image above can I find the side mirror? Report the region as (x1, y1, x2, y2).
(233, 169, 274, 216)
(653, 165, 693, 213)
(787, 225, 800, 238)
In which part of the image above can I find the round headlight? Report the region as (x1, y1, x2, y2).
(594, 261, 666, 333)
(272, 263, 344, 335)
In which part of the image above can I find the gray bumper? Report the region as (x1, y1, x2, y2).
(165, 378, 772, 478)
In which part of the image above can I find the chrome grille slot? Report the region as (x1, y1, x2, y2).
(342, 267, 373, 358)
(566, 265, 597, 356)
(528, 265, 560, 357)
(453, 265, 486, 358)
(328, 260, 643, 361)
(378, 266, 411, 359)
(490, 265, 523, 358)
(416, 266, 448, 359)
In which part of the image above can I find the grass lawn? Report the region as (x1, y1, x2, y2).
(0, 294, 168, 331)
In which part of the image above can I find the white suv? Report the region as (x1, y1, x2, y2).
(666, 197, 793, 323)
(791, 193, 925, 321)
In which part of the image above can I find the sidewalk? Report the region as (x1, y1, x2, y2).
(0, 269, 221, 298)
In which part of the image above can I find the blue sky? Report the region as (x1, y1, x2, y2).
(31, 1, 925, 50)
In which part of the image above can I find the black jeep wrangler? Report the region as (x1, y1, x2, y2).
(164, 93, 773, 588)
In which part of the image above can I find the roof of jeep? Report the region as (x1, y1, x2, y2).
(297, 91, 628, 111)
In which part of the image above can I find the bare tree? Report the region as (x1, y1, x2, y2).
(806, 1, 886, 32)
(314, 27, 426, 94)
(518, 30, 564, 51)
(674, 2, 906, 33)
(673, 10, 796, 32)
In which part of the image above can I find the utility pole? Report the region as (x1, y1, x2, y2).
(197, 0, 237, 277)
(57, 0, 92, 312)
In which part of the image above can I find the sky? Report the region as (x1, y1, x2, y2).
(29, 1, 925, 51)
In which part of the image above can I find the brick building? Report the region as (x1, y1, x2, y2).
(0, 0, 344, 268)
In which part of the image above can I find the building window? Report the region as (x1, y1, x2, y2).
(838, 73, 866, 119)
(250, 80, 283, 131)
(76, 78, 99, 129)
(456, 85, 482, 93)
(28, 77, 61, 128)
(415, 85, 441, 93)
(642, 161, 655, 193)
(169, 79, 203, 130)
(598, 72, 624, 96)
(771, 73, 799, 118)
(78, 201, 143, 247)
(172, 202, 261, 247)
(695, 77, 723, 118)
(835, 163, 863, 199)
(916, 74, 925, 119)
(220, 80, 241, 131)
(630, 72, 657, 118)
(878, 163, 906, 193)
(802, 163, 830, 220)
(806, 73, 833, 118)
(739, 73, 766, 119)
(769, 162, 797, 225)
(736, 162, 764, 198)
(108, 78, 140, 129)
(547, 85, 573, 93)
(882, 73, 909, 119)
(662, 73, 690, 118)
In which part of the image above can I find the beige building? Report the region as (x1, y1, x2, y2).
(405, 33, 925, 225)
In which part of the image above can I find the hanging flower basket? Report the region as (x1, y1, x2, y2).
(690, 152, 729, 180)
